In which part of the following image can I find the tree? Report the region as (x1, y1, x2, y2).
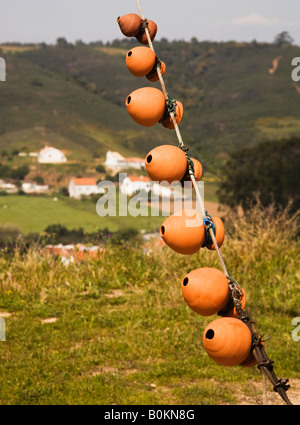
(95, 164, 106, 173)
(217, 138, 300, 213)
(273, 31, 294, 46)
(56, 37, 71, 48)
(10, 165, 29, 180)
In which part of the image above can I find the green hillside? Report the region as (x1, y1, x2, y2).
(1, 38, 300, 174)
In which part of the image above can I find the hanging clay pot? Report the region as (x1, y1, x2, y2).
(181, 157, 203, 186)
(136, 20, 158, 45)
(223, 288, 247, 318)
(206, 217, 225, 251)
(160, 209, 205, 255)
(117, 13, 142, 37)
(240, 350, 257, 368)
(126, 87, 166, 127)
(181, 267, 231, 316)
(203, 317, 252, 366)
(126, 46, 156, 77)
(190, 158, 203, 181)
(162, 100, 184, 130)
(146, 59, 166, 82)
(145, 145, 187, 184)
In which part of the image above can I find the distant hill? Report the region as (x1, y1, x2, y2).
(1, 38, 300, 174)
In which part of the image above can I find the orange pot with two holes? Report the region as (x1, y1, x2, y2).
(117, 13, 142, 37)
(136, 20, 158, 44)
(146, 59, 166, 82)
(126, 47, 156, 77)
(206, 217, 225, 251)
(203, 317, 252, 366)
(126, 87, 166, 127)
(145, 145, 187, 184)
(162, 100, 184, 130)
(160, 209, 205, 255)
(181, 267, 231, 316)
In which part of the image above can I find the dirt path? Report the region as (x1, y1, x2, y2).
(235, 378, 300, 405)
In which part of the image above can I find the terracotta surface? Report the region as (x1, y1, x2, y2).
(146, 60, 166, 82)
(126, 46, 156, 77)
(181, 267, 231, 316)
(206, 216, 225, 251)
(162, 100, 184, 130)
(126, 87, 166, 127)
(160, 209, 205, 255)
(145, 144, 187, 184)
(117, 13, 142, 37)
(203, 317, 252, 366)
(136, 20, 157, 44)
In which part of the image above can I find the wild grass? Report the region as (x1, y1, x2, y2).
(0, 202, 299, 405)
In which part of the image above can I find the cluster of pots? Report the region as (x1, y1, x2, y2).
(118, 13, 256, 368)
(145, 145, 256, 367)
(118, 13, 181, 128)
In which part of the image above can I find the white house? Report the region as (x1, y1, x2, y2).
(38, 146, 67, 164)
(152, 182, 175, 198)
(69, 178, 103, 199)
(0, 180, 18, 194)
(105, 151, 145, 172)
(120, 176, 151, 196)
(22, 182, 49, 194)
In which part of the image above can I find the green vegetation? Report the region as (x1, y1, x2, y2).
(217, 138, 300, 212)
(0, 202, 298, 405)
(0, 194, 163, 235)
(1, 37, 300, 175)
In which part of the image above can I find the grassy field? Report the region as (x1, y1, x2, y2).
(0, 203, 299, 405)
(0, 194, 163, 235)
(0, 181, 220, 235)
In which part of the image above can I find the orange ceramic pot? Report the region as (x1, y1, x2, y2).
(146, 59, 166, 82)
(145, 145, 187, 184)
(117, 13, 142, 37)
(162, 100, 184, 130)
(136, 20, 158, 44)
(206, 217, 225, 251)
(240, 350, 257, 368)
(181, 267, 231, 316)
(126, 47, 156, 77)
(126, 87, 166, 127)
(203, 317, 252, 366)
(223, 288, 247, 318)
(181, 158, 203, 186)
(190, 158, 203, 181)
(160, 209, 205, 255)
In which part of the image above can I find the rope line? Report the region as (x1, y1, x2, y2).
(135, 0, 292, 405)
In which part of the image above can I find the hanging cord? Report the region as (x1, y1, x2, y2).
(135, 0, 292, 406)
(135, 0, 228, 275)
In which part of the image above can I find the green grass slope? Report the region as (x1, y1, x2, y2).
(1, 39, 300, 171)
(0, 204, 299, 405)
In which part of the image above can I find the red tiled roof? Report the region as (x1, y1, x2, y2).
(72, 178, 97, 186)
(128, 176, 150, 182)
(125, 157, 144, 162)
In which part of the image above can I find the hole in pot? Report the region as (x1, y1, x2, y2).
(205, 329, 214, 340)
(183, 277, 189, 286)
(160, 225, 165, 236)
(127, 96, 131, 105)
(146, 154, 152, 164)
